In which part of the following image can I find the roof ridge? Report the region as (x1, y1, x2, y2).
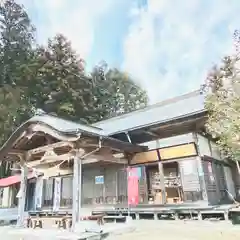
(93, 89, 201, 125)
(38, 113, 103, 131)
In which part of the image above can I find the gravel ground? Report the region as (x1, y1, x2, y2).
(108, 220, 240, 240)
(1, 220, 240, 240)
(0, 221, 133, 240)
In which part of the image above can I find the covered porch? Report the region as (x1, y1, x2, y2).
(0, 114, 146, 230)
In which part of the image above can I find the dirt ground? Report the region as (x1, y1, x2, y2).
(109, 220, 240, 240)
(1, 220, 240, 239)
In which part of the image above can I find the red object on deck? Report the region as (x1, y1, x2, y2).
(0, 172, 36, 187)
(127, 167, 139, 206)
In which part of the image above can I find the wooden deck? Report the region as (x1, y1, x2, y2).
(92, 203, 240, 221)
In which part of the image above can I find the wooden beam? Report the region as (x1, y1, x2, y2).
(9, 149, 26, 155)
(31, 124, 80, 142)
(85, 154, 128, 164)
(28, 141, 75, 155)
(27, 152, 75, 168)
(142, 130, 160, 138)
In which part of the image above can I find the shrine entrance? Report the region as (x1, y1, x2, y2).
(146, 161, 183, 204)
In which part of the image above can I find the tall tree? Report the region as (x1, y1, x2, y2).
(203, 30, 240, 173)
(38, 36, 148, 124)
(32, 34, 94, 123)
(0, 0, 148, 140)
(0, 0, 36, 141)
(91, 64, 148, 121)
(0, 0, 36, 178)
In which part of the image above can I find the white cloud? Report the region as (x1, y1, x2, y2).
(19, 0, 116, 59)
(123, 0, 240, 103)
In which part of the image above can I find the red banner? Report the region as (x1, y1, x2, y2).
(127, 167, 139, 206)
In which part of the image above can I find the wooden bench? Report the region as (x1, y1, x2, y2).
(27, 212, 104, 229)
(27, 211, 72, 229)
(103, 215, 126, 223)
(80, 214, 105, 225)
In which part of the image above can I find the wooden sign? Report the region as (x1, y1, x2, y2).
(131, 150, 158, 165)
(159, 143, 197, 161)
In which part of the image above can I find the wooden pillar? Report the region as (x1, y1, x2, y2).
(16, 165, 28, 227)
(157, 161, 166, 204)
(78, 157, 82, 219)
(156, 140, 166, 204)
(72, 149, 84, 232)
(212, 162, 221, 201)
(115, 170, 118, 203)
(143, 166, 148, 203)
(71, 155, 79, 231)
(192, 133, 208, 201)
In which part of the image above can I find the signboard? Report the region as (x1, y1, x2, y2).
(95, 175, 104, 184)
(127, 167, 139, 206)
(53, 177, 61, 212)
(130, 143, 197, 165)
(131, 150, 158, 165)
(159, 143, 197, 160)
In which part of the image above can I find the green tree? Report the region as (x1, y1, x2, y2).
(39, 36, 148, 124)
(32, 34, 94, 123)
(0, 1, 148, 179)
(203, 30, 240, 173)
(0, 0, 36, 139)
(0, 0, 36, 177)
(91, 64, 148, 121)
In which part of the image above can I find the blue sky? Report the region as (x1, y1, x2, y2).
(18, 0, 240, 104)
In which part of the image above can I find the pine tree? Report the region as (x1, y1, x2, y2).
(0, 0, 36, 143)
(0, 0, 36, 178)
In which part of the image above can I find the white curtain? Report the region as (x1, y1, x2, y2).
(61, 176, 73, 199)
(43, 178, 54, 200)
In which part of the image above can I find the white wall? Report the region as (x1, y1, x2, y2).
(140, 133, 194, 150)
(209, 141, 222, 160)
(196, 134, 222, 160)
(196, 134, 211, 156)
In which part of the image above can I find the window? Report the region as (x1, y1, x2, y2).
(60, 175, 73, 207)
(184, 191, 203, 202)
(42, 178, 54, 207)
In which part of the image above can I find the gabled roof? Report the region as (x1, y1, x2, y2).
(92, 90, 206, 135)
(30, 114, 105, 136)
(0, 114, 146, 161)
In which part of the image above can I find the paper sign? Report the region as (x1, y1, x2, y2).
(35, 177, 43, 209)
(53, 177, 61, 212)
(95, 175, 104, 184)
